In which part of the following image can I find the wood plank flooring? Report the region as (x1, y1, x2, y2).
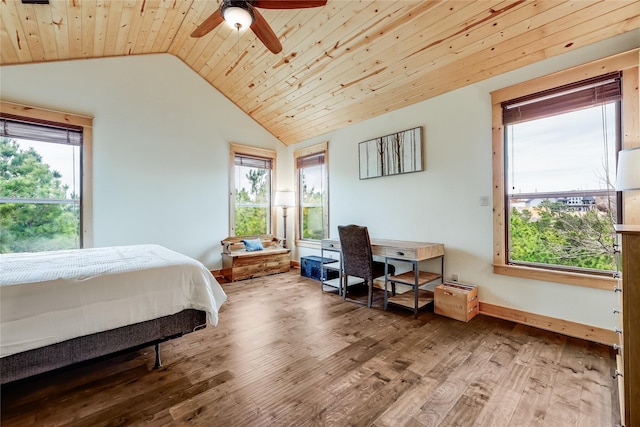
(1, 270, 621, 426)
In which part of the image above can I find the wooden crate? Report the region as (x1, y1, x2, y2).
(434, 282, 479, 322)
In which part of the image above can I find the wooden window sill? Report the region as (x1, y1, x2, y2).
(493, 264, 617, 291)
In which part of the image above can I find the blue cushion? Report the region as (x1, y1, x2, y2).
(242, 238, 264, 252)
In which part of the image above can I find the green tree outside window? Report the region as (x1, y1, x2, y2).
(235, 166, 270, 236)
(0, 137, 79, 253)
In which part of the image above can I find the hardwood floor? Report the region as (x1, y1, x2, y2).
(1, 270, 620, 426)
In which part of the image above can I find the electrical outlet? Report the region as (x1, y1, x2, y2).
(480, 196, 489, 206)
(451, 273, 459, 282)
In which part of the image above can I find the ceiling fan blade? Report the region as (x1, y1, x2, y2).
(252, 0, 327, 9)
(251, 9, 282, 54)
(190, 9, 224, 38)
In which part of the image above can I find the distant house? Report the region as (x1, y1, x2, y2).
(558, 196, 596, 212)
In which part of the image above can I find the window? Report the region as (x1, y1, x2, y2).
(0, 102, 92, 253)
(229, 144, 276, 236)
(295, 142, 328, 242)
(491, 51, 638, 288)
(503, 73, 621, 274)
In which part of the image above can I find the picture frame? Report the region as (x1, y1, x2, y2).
(358, 126, 423, 179)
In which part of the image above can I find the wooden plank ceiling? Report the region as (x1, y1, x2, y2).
(1, 1, 639, 145)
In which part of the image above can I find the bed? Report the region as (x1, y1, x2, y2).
(0, 244, 227, 384)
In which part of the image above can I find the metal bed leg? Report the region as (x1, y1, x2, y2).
(153, 342, 162, 369)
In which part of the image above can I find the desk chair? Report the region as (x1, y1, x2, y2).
(338, 224, 395, 307)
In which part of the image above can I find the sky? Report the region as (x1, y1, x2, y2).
(506, 103, 618, 194)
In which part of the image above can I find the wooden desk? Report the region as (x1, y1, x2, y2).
(321, 238, 445, 316)
(321, 238, 444, 260)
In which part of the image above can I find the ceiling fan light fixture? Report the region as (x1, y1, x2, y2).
(223, 6, 254, 30)
(190, 0, 326, 54)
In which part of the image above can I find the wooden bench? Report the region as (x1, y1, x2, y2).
(221, 235, 291, 282)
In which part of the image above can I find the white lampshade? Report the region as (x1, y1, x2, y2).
(616, 147, 640, 191)
(223, 6, 253, 30)
(274, 190, 295, 207)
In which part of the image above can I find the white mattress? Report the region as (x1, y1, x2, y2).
(0, 244, 227, 357)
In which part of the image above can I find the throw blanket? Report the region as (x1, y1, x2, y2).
(0, 244, 227, 357)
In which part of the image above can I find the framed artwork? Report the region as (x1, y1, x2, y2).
(358, 126, 423, 179)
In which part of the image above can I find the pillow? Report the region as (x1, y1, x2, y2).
(242, 238, 264, 252)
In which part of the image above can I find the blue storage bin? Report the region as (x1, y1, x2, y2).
(301, 256, 339, 281)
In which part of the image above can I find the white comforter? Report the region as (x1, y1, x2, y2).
(0, 244, 227, 357)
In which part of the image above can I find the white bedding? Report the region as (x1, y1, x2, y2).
(0, 244, 227, 357)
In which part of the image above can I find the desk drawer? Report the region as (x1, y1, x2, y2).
(384, 247, 417, 260)
(322, 240, 341, 250)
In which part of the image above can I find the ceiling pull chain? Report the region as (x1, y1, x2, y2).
(236, 23, 241, 60)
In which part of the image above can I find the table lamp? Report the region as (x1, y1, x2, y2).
(616, 147, 640, 191)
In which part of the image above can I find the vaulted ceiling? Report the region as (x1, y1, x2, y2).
(1, 1, 638, 145)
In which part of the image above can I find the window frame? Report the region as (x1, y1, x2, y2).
(0, 101, 93, 249)
(491, 49, 639, 290)
(294, 142, 329, 247)
(228, 143, 277, 237)
(502, 73, 621, 276)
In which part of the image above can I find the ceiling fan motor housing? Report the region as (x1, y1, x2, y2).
(221, 0, 256, 27)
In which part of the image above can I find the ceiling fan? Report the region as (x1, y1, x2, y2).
(191, 0, 328, 54)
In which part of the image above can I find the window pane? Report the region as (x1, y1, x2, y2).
(300, 163, 326, 240)
(235, 206, 268, 236)
(2, 138, 80, 200)
(302, 206, 324, 239)
(0, 202, 80, 253)
(234, 162, 271, 235)
(1, 137, 81, 253)
(505, 103, 618, 272)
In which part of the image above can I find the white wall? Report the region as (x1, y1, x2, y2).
(291, 29, 640, 330)
(0, 54, 283, 269)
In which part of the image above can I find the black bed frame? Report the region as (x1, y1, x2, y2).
(0, 309, 207, 384)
